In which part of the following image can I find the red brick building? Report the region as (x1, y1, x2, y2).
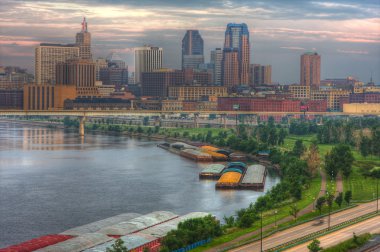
(217, 97, 300, 112)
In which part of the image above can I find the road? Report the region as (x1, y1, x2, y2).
(206, 170, 328, 252)
(285, 215, 380, 252)
(229, 201, 378, 252)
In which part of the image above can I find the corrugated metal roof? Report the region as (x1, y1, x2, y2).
(83, 233, 157, 252)
(60, 213, 141, 236)
(98, 211, 178, 235)
(35, 233, 113, 252)
(241, 164, 266, 184)
(138, 212, 209, 238)
(200, 164, 225, 174)
(0, 235, 73, 252)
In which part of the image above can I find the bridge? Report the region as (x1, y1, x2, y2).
(1, 110, 378, 136)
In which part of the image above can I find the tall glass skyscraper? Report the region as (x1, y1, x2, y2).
(182, 30, 204, 70)
(222, 23, 250, 87)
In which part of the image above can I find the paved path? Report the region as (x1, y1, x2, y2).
(229, 201, 378, 251)
(285, 215, 380, 252)
(336, 172, 343, 195)
(206, 169, 327, 252)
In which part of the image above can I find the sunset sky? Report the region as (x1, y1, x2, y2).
(0, 0, 379, 84)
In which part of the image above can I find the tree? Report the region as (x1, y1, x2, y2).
(360, 136, 371, 158)
(303, 141, 320, 177)
(344, 190, 352, 206)
(335, 192, 343, 208)
(106, 239, 128, 252)
(316, 196, 326, 215)
(307, 239, 322, 252)
(278, 128, 287, 145)
(292, 140, 306, 157)
(289, 204, 300, 222)
(223, 215, 235, 228)
(326, 193, 335, 212)
(325, 144, 354, 179)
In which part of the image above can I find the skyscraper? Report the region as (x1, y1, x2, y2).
(134, 46, 163, 84)
(222, 48, 240, 88)
(211, 48, 223, 85)
(222, 23, 250, 87)
(182, 30, 204, 69)
(300, 52, 321, 87)
(35, 43, 79, 85)
(75, 17, 92, 60)
(250, 64, 272, 86)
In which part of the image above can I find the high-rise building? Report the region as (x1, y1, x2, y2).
(95, 58, 108, 81)
(300, 52, 321, 87)
(250, 64, 272, 86)
(223, 23, 250, 87)
(35, 43, 79, 85)
(75, 17, 92, 60)
(182, 30, 204, 70)
(134, 46, 163, 84)
(141, 69, 183, 97)
(211, 48, 223, 85)
(222, 48, 240, 89)
(56, 59, 99, 97)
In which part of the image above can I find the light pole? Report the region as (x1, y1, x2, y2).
(260, 210, 263, 252)
(274, 209, 278, 228)
(377, 177, 379, 213)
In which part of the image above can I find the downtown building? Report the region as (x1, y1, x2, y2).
(182, 30, 204, 70)
(300, 52, 321, 88)
(75, 17, 92, 60)
(211, 48, 223, 85)
(249, 64, 272, 86)
(222, 23, 250, 89)
(134, 46, 163, 84)
(35, 43, 79, 85)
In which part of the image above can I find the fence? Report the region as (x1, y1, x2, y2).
(172, 238, 212, 252)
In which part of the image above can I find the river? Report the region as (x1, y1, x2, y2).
(0, 122, 280, 247)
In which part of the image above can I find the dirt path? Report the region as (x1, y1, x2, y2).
(205, 169, 327, 252)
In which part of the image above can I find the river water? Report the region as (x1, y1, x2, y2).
(0, 122, 280, 247)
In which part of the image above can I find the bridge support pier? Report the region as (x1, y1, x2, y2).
(193, 113, 199, 128)
(79, 116, 86, 136)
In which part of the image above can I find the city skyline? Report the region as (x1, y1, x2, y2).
(0, 0, 379, 84)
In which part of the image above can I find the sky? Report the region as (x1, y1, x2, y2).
(0, 0, 379, 84)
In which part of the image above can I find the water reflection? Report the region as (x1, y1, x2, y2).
(0, 122, 280, 247)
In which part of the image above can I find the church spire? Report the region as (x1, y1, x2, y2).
(81, 17, 88, 32)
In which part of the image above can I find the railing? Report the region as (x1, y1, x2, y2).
(172, 238, 212, 252)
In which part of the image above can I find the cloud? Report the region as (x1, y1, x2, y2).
(337, 49, 369, 55)
(280, 46, 306, 50)
(0, 0, 379, 84)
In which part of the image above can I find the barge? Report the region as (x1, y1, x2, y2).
(240, 164, 267, 190)
(199, 164, 225, 179)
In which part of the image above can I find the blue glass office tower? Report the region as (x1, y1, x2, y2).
(222, 23, 250, 87)
(182, 30, 204, 69)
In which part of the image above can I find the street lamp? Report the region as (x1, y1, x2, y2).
(260, 210, 263, 252)
(274, 209, 278, 228)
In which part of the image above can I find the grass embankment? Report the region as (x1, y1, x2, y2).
(322, 233, 372, 252)
(191, 175, 322, 251)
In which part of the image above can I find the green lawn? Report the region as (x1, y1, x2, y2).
(344, 163, 379, 201)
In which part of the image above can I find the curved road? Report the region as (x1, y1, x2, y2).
(229, 201, 379, 252)
(206, 169, 327, 252)
(285, 215, 380, 252)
